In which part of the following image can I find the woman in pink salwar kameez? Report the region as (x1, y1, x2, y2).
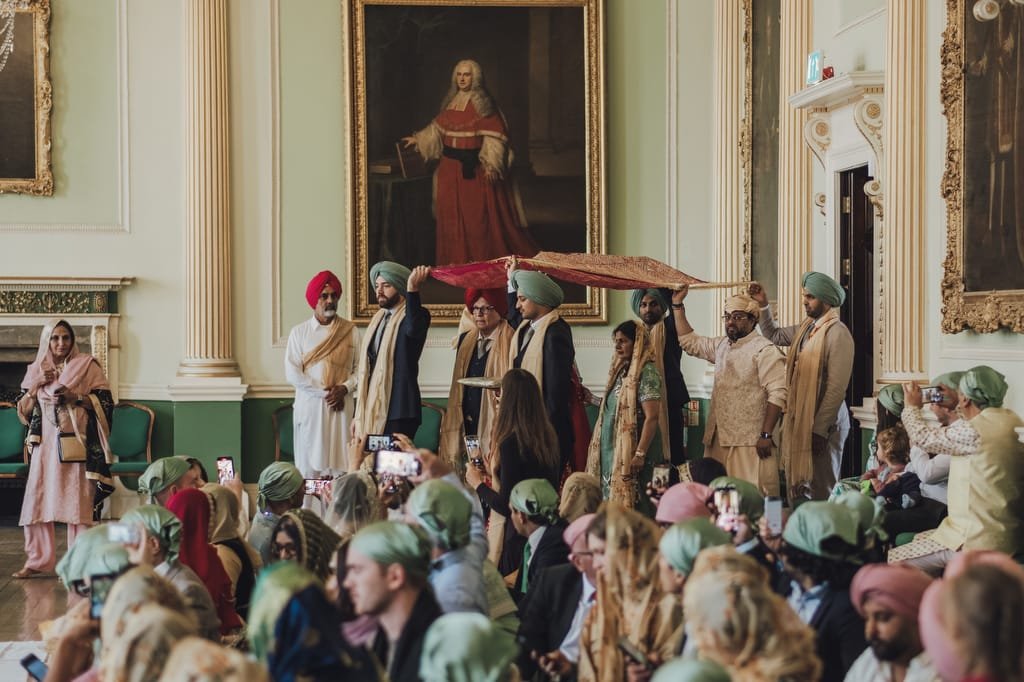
(14, 319, 114, 578)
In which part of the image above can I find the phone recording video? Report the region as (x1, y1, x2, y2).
(375, 449, 422, 478)
(764, 495, 783, 536)
(216, 456, 235, 485)
(714, 486, 741, 533)
(89, 572, 118, 620)
(107, 522, 140, 545)
(464, 435, 483, 468)
(304, 478, 332, 496)
(365, 434, 396, 452)
(651, 465, 670, 491)
(920, 386, 944, 404)
(20, 654, 48, 682)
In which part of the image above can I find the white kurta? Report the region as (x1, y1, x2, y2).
(284, 317, 360, 476)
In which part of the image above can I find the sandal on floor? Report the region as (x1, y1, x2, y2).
(12, 567, 52, 579)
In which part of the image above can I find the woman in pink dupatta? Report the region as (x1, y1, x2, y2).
(15, 319, 115, 578)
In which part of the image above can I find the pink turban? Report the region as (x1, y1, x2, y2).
(305, 270, 342, 309)
(944, 549, 1024, 582)
(563, 513, 596, 550)
(850, 563, 932, 620)
(464, 287, 508, 318)
(655, 483, 712, 524)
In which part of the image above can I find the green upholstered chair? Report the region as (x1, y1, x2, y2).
(413, 402, 445, 453)
(108, 401, 155, 490)
(0, 402, 29, 478)
(273, 403, 295, 463)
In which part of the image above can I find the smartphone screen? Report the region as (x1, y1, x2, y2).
(375, 450, 422, 478)
(365, 434, 395, 452)
(714, 487, 740, 532)
(216, 456, 234, 485)
(304, 479, 331, 496)
(89, 573, 117, 620)
(20, 654, 48, 682)
(764, 496, 783, 536)
(651, 465, 670, 490)
(920, 386, 943, 404)
(107, 522, 139, 545)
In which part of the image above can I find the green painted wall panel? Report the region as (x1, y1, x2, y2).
(172, 402, 242, 477)
(241, 398, 294, 481)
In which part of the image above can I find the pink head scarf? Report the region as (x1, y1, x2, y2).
(563, 512, 596, 550)
(655, 483, 712, 524)
(20, 318, 105, 395)
(850, 563, 932, 620)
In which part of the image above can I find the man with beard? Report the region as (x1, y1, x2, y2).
(631, 289, 690, 465)
(671, 287, 787, 495)
(285, 270, 359, 479)
(352, 261, 431, 439)
(846, 563, 937, 681)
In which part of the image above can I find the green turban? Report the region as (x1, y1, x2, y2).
(652, 659, 731, 682)
(960, 365, 1008, 408)
(932, 371, 965, 392)
(81, 541, 132, 579)
(138, 456, 191, 503)
(877, 384, 904, 417)
(123, 504, 182, 563)
(56, 525, 112, 588)
(369, 261, 411, 296)
(350, 521, 431, 580)
(801, 271, 846, 307)
(257, 462, 303, 511)
(419, 613, 518, 682)
(510, 270, 563, 308)
(630, 289, 669, 317)
(834, 491, 888, 544)
(709, 476, 764, 523)
(248, 561, 320, 663)
(407, 480, 473, 551)
(658, 517, 732, 576)
(510, 478, 560, 525)
(782, 501, 860, 561)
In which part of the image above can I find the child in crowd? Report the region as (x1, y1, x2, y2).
(861, 427, 921, 511)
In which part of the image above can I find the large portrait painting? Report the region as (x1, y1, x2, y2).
(0, 0, 52, 195)
(941, 0, 1024, 332)
(347, 0, 605, 323)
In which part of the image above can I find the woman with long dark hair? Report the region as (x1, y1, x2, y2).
(465, 368, 560, 575)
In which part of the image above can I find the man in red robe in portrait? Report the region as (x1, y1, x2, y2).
(403, 59, 539, 265)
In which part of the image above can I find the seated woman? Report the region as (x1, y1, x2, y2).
(863, 427, 921, 512)
(270, 508, 342, 581)
(558, 472, 602, 523)
(419, 613, 519, 682)
(203, 482, 261, 621)
(162, 636, 269, 681)
(586, 321, 664, 516)
(327, 471, 384, 540)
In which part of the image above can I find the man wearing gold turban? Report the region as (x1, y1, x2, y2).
(671, 286, 787, 495)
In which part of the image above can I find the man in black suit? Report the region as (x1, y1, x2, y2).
(632, 288, 690, 464)
(507, 267, 576, 471)
(352, 261, 431, 439)
(517, 512, 597, 681)
(507, 478, 569, 604)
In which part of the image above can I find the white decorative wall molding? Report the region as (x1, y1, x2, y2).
(268, 0, 285, 348)
(665, 0, 679, 267)
(119, 384, 172, 401)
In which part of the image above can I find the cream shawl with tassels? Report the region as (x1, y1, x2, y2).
(645, 320, 673, 457)
(353, 302, 407, 437)
(301, 317, 356, 388)
(507, 311, 561, 394)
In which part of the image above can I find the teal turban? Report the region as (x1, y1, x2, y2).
(82, 541, 132, 579)
(369, 261, 411, 296)
(801, 271, 846, 307)
(652, 659, 731, 682)
(510, 270, 563, 308)
(960, 365, 1008, 408)
(123, 504, 182, 563)
(510, 478, 560, 525)
(658, 517, 732, 576)
(419, 613, 519, 682)
(138, 456, 191, 503)
(782, 501, 860, 561)
(932, 371, 965, 392)
(834, 491, 888, 544)
(257, 462, 304, 512)
(407, 480, 473, 551)
(630, 289, 669, 317)
(877, 384, 904, 417)
(709, 476, 764, 523)
(56, 525, 112, 588)
(350, 521, 431, 580)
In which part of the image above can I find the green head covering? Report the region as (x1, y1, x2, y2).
(801, 271, 846, 307)
(137, 456, 191, 503)
(247, 561, 320, 663)
(56, 525, 112, 588)
(658, 517, 732, 576)
(960, 365, 1008, 408)
(834, 491, 888, 544)
(709, 476, 764, 523)
(407, 480, 473, 551)
(257, 462, 303, 511)
(509, 478, 560, 525)
(630, 288, 669, 318)
(369, 260, 411, 296)
(510, 270, 564, 308)
(82, 541, 132, 579)
(652, 659, 731, 682)
(350, 521, 431, 581)
(782, 501, 860, 561)
(932, 371, 965, 392)
(877, 384, 904, 417)
(122, 504, 182, 563)
(419, 612, 519, 682)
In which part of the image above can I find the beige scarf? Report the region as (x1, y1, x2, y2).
(781, 307, 840, 493)
(353, 302, 407, 437)
(301, 317, 355, 388)
(585, 324, 656, 510)
(645, 321, 673, 457)
(507, 311, 561, 394)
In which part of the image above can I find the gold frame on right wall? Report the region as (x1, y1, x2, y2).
(940, 0, 1024, 333)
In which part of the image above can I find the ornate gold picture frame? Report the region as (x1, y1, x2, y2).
(0, 0, 52, 196)
(941, 0, 1024, 333)
(347, 0, 606, 324)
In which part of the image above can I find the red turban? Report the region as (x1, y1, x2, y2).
(850, 563, 932, 620)
(464, 287, 508, 318)
(306, 271, 342, 309)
